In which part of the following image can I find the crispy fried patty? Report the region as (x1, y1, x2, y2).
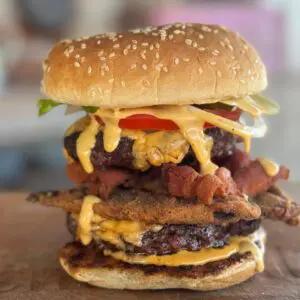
(67, 214, 260, 255)
(64, 128, 239, 170)
(61, 241, 252, 279)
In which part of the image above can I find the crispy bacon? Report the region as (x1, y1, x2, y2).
(234, 161, 289, 196)
(66, 163, 133, 199)
(164, 165, 242, 205)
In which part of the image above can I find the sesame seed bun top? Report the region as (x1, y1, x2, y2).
(41, 23, 267, 109)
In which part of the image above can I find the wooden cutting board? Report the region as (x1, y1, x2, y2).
(1, 184, 300, 300)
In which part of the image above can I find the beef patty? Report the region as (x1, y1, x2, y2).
(64, 128, 239, 170)
(67, 213, 260, 255)
(60, 241, 253, 279)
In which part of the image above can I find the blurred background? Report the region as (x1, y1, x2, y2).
(0, 0, 299, 191)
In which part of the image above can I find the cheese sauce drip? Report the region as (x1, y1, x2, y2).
(94, 220, 162, 249)
(257, 158, 280, 177)
(70, 100, 269, 174)
(92, 105, 258, 174)
(76, 196, 162, 248)
(77, 195, 101, 245)
(103, 231, 264, 272)
(76, 116, 99, 173)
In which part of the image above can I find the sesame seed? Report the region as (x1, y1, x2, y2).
(140, 51, 147, 60)
(202, 25, 212, 32)
(174, 30, 181, 35)
(68, 46, 74, 53)
(80, 57, 85, 63)
(132, 40, 138, 44)
(175, 23, 182, 28)
(212, 49, 219, 56)
(181, 24, 186, 30)
(155, 43, 160, 49)
(240, 79, 246, 84)
(163, 66, 168, 72)
(185, 39, 193, 46)
(118, 35, 123, 38)
(97, 51, 104, 56)
(47, 66, 51, 73)
(149, 44, 154, 50)
(248, 69, 252, 75)
(174, 57, 180, 65)
(198, 34, 204, 39)
(198, 47, 206, 51)
(108, 78, 114, 83)
(255, 59, 259, 64)
(155, 64, 162, 71)
(159, 30, 167, 40)
(109, 52, 116, 58)
(81, 43, 87, 49)
(74, 62, 80, 67)
(227, 44, 233, 51)
(88, 66, 92, 74)
(121, 80, 126, 87)
(198, 67, 203, 74)
(64, 49, 70, 57)
(224, 38, 230, 44)
(100, 70, 105, 76)
(152, 32, 159, 36)
(209, 61, 216, 65)
(104, 64, 109, 71)
(123, 49, 129, 55)
(142, 64, 148, 70)
(113, 44, 120, 49)
(100, 57, 106, 61)
(244, 44, 249, 51)
(183, 58, 190, 62)
(250, 76, 255, 81)
(193, 42, 198, 48)
(213, 29, 219, 34)
(130, 64, 137, 70)
(142, 42, 149, 46)
(168, 34, 174, 40)
(220, 41, 226, 47)
(132, 44, 137, 50)
(231, 55, 236, 60)
(155, 52, 160, 60)
(97, 40, 101, 45)
(217, 70, 222, 77)
(75, 54, 80, 59)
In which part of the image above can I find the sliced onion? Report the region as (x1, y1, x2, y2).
(239, 114, 267, 138)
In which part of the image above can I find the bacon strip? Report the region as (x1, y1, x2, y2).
(234, 161, 289, 196)
(66, 163, 133, 199)
(164, 165, 242, 205)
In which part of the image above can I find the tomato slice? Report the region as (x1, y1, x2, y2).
(96, 109, 241, 130)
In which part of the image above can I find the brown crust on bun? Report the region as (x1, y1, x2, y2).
(42, 23, 267, 108)
(59, 238, 264, 291)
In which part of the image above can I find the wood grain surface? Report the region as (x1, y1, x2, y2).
(1, 183, 300, 300)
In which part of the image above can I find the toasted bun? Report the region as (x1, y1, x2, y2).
(42, 23, 267, 109)
(60, 254, 256, 291)
(59, 228, 266, 291)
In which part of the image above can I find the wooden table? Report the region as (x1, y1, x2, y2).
(1, 185, 300, 300)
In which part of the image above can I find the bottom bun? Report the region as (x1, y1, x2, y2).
(59, 228, 266, 291)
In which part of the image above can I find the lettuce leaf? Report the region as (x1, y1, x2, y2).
(37, 99, 61, 116)
(37, 99, 98, 116)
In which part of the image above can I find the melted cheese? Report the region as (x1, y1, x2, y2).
(94, 221, 162, 249)
(77, 195, 101, 245)
(92, 105, 257, 174)
(76, 196, 162, 248)
(132, 131, 189, 170)
(76, 117, 99, 173)
(257, 158, 280, 177)
(104, 233, 264, 272)
(68, 102, 267, 174)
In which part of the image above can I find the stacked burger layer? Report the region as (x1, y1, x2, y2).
(27, 23, 300, 291)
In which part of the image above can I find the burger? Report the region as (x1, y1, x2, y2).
(27, 23, 300, 291)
